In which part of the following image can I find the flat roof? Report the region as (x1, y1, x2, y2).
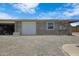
(0, 19, 79, 23)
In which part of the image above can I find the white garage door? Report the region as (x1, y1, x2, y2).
(22, 22, 36, 35)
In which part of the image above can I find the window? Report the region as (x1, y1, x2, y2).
(47, 22, 53, 30)
(59, 23, 66, 30)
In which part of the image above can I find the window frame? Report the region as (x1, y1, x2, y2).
(47, 22, 54, 30)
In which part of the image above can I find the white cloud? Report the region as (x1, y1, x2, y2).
(70, 23, 77, 26)
(12, 3, 39, 14)
(63, 4, 79, 17)
(0, 12, 17, 19)
(71, 22, 79, 26)
(37, 10, 69, 19)
(37, 3, 79, 19)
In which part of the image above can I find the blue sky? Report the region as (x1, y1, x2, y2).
(0, 3, 79, 26)
(0, 3, 79, 19)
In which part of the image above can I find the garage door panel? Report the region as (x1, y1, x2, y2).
(22, 22, 36, 35)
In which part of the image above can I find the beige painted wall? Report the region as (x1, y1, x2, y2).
(0, 21, 15, 23)
(15, 21, 22, 35)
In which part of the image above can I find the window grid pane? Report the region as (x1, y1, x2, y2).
(48, 22, 53, 29)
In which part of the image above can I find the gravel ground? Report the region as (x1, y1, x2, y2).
(0, 35, 79, 56)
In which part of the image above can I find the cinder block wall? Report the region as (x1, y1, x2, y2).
(36, 21, 72, 35)
(14, 21, 72, 35)
(66, 23, 72, 35)
(72, 26, 79, 32)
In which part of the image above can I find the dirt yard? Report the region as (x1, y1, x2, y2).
(0, 35, 79, 56)
(72, 32, 79, 36)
